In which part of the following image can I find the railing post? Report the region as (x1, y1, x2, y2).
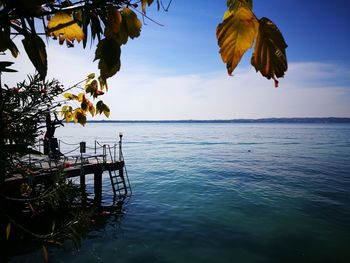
(119, 132, 123, 161)
(114, 143, 116, 163)
(103, 144, 106, 163)
(94, 140, 97, 154)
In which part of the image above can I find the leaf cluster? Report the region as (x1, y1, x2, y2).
(0, 0, 161, 82)
(61, 73, 110, 126)
(217, 0, 288, 87)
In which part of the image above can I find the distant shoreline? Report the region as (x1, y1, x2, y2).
(87, 118, 350, 124)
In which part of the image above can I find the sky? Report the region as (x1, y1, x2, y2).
(2, 0, 350, 120)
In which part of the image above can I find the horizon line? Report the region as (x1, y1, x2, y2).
(86, 117, 350, 123)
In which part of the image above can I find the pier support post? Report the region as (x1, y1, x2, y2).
(80, 142, 86, 206)
(80, 171, 86, 206)
(94, 165, 103, 207)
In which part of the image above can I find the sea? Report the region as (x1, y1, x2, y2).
(9, 122, 350, 263)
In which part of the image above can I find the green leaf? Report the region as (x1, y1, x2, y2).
(103, 104, 110, 118)
(0, 61, 17, 72)
(251, 17, 288, 87)
(22, 34, 47, 80)
(0, 31, 19, 58)
(96, 100, 104, 115)
(94, 38, 121, 79)
(227, 0, 253, 12)
(217, 7, 258, 76)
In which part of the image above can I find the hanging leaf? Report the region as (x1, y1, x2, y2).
(251, 17, 288, 87)
(114, 19, 129, 45)
(77, 93, 84, 102)
(90, 80, 98, 90)
(227, 0, 253, 12)
(6, 223, 11, 240)
(88, 102, 95, 117)
(217, 7, 258, 76)
(96, 100, 104, 115)
(63, 92, 78, 100)
(122, 7, 142, 39)
(73, 108, 86, 126)
(103, 104, 110, 118)
(87, 72, 95, 79)
(0, 31, 19, 58)
(0, 61, 17, 72)
(96, 100, 110, 117)
(104, 7, 122, 38)
(22, 34, 47, 79)
(61, 105, 73, 122)
(141, 0, 154, 13)
(93, 89, 104, 98)
(94, 38, 121, 79)
(48, 12, 84, 44)
(98, 76, 108, 91)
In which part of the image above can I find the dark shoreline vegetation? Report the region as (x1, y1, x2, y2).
(87, 117, 350, 124)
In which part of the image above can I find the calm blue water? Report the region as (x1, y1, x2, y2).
(11, 123, 350, 263)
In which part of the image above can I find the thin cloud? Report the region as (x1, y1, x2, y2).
(2, 45, 350, 120)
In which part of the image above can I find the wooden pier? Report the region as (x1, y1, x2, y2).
(5, 136, 131, 207)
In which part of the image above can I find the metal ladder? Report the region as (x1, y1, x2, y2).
(107, 142, 132, 200)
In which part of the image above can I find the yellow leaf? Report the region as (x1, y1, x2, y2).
(227, 0, 253, 12)
(65, 111, 73, 123)
(81, 96, 88, 111)
(63, 92, 78, 100)
(42, 245, 49, 263)
(78, 93, 84, 102)
(141, 0, 154, 13)
(88, 103, 95, 117)
(122, 7, 142, 39)
(251, 17, 288, 87)
(6, 223, 11, 240)
(74, 108, 87, 126)
(217, 7, 258, 76)
(87, 73, 95, 79)
(48, 12, 84, 44)
(103, 104, 110, 118)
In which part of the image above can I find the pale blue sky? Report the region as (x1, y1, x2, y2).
(3, 0, 350, 119)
